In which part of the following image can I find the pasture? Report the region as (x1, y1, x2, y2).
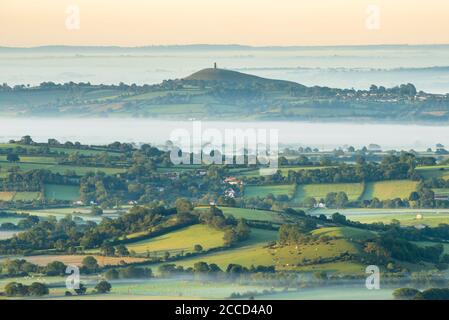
(310, 208, 449, 227)
(44, 184, 80, 201)
(360, 180, 418, 201)
(416, 165, 449, 179)
(195, 206, 284, 223)
(126, 224, 226, 255)
(244, 184, 295, 199)
(293, 183, 364, 203)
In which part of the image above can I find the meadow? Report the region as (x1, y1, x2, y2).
(416, 165, 449, 179)
(126, 224, 226, 256)
(310, 208, 449, 227)
(293, 183, 364, 203)
(360, 180, 418, 201)
(244, 184, 295, 199)
(44, 184, 80, 201)
(195, 206, 284, 223)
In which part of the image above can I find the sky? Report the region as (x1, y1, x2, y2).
(1, 0, 449, 47)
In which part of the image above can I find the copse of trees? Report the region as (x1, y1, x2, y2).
(4, 281, 49, 297)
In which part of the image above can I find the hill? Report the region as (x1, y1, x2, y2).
(184, 67, 298, 87)
(1, 67, 447, 122)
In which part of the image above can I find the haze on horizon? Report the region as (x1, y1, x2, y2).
(1, 0, 449, 47)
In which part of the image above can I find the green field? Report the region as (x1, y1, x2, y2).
(416, 165, 449, 179)
(157, 227, 366, 274)
(44, 184, 80, 201)
(12, 192, 41, 201)
(310, 208, 449, 227)
(244, 184, 295, 198)
(360, 180, 418, 201)
(293, 183, 364, 203)
(126, 224, 226, 255)
(311, 226, 376, 241)
(195, 206, 284, 223)
(0, 191, 41, 202)
(277, 166, 336, 176)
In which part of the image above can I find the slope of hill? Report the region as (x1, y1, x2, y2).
(0, 67, 447, 121)
(184, 67, 299, 87)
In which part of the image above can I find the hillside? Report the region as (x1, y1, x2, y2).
(184, 67, 298, 87)
(0, 68, 448, 121)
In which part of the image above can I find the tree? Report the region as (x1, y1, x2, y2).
(335, 192, 349, 208)
(20, 135, 33, 145)
(235, 219, 251, 241)
(104, 269, 119, 280)
(223, 228, 239, 246)
(194, 244, 203, 253)
(331, 212, 347, 224)
(101, 244, 116, 256)
(74, 283, 87, 295)
(82, 256, 99, 272)
(28, 282, 49, 296)
(91, 206, 103, 216)
(45, 261, 67, 276)
(6, 153, 20, 163)
(115, 244, 129, 257)
(303, 197, 317, 208)
(95, 280, 111, 294)
(175, 198, 193, 214)
(392, 288, 420, 300)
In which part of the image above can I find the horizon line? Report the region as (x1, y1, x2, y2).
(2, 43, 449, 50)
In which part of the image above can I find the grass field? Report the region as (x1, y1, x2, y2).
(12, 192, 41, 201)
(293, 183, 364, 203)
(416, 165, 449, 179)
(311, 226, 376, 241)
(310, 208, 449, 227)
(244, 184, 295, 198)
(360, 180, 418, 201)
(0, 192, 15, 201)
(152, 227, 365, 274)
(0, 191, 41, 202)
(195, 206, 284, 223)
(126, 224, 226, 255)
(0, 161, 126, 176)
(5, 255, 146, 267)
(44, 184, 80, 201)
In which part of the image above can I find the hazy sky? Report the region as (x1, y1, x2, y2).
(1, 0, 448, 47)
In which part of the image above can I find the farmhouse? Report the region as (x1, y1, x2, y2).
(224, 176, 243, 186)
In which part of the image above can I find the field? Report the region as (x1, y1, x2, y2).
(277, 166, 336, 176)
(360, 180, 418, 201)
(126, 224, 226, 255)
(18, 207, 121, 223)
(416, 165, 449, 179)
(0, 191, 41, 201)
(195, 206, 284, 223)
(244, 184, 295, 198)
(153, 227, 367, 274)
(310, 208, 449, 227)
(44, 184, 80, 201)
(311, 226, 377, 241)
(0, 255, 146, 267)
(293, 183, 364, 203)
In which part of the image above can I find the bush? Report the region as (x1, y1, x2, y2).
(392, 288, 420, 300)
